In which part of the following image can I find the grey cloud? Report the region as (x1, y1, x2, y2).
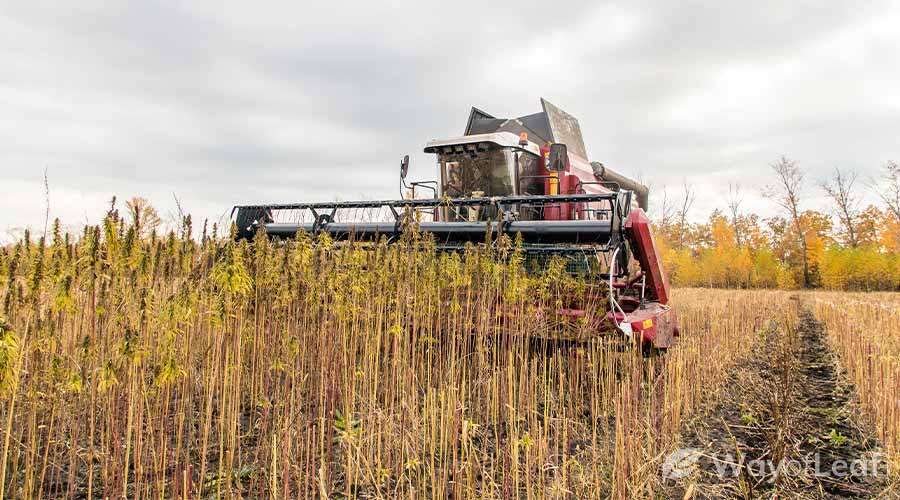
(1, 1, 898, 241)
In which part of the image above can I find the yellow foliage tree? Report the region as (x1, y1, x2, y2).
(654, 205, 896, 291)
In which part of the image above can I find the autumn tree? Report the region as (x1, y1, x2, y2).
(764, 157, 811, 287)
(854, 205, 883, 248)
(820, 167, 861, 247)
(737, 213, 768, 250)
(802, 210, 833, 282)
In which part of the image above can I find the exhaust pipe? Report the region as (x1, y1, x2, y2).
(591, 162, 649, 210)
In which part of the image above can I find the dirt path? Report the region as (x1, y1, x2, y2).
(662, 303, 896, 499)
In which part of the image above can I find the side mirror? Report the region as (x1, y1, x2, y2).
(400, 155, 410, 179)
(548, 143, 567, 172)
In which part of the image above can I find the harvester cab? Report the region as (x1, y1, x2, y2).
(232, 99, 678, 351)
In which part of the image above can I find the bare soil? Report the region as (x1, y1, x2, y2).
(663, 301, 897, 499)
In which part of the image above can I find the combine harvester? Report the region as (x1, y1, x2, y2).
(233, 99, 678, 352)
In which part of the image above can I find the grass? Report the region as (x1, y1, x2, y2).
(0, 214, 795, 499)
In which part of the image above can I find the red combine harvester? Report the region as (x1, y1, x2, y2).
(233, 99, 678, 351)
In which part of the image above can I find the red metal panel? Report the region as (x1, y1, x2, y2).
(537, 145, 613, 221)
(624, 209, 670, 305)
(622, 304, 678, 349)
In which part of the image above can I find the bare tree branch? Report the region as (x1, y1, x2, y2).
(875, 160, 900, 221)
(657, 186, 677, 231)
(819, 167, 860, 247)
(871, 160, 900, 249)
(677, 180, 696, 249)
(727, 183, 743, 247)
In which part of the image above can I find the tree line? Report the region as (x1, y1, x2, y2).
(654, 159, 900, 290)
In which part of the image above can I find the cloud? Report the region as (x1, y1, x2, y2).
(1, 0, 898, 241)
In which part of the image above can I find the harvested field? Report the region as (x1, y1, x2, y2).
(811, 292, 900, 469)
(663, 300, 896, 499)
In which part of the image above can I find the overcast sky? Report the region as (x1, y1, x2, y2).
(1, 1, 898, 241)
